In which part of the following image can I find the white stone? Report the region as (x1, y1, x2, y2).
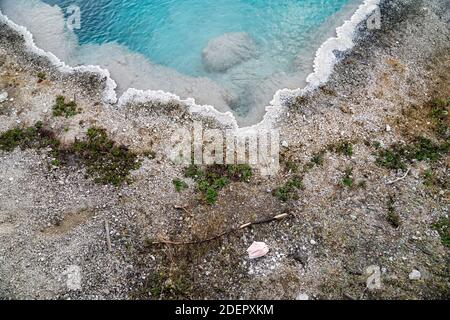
(0, 91, 8, 103)
(386, 124, 391, 132)
(310, 239, 317, 245)
(409, 269, 421, 280)
(296, 293, 309, 300)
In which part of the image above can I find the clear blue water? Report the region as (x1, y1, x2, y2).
(44, 0, 350, 76)
(1, 0, 359, 124)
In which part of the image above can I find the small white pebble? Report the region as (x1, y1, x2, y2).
(409, 269, 421, 280)
(296, 293, 309, 300)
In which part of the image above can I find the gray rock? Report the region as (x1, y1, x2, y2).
(0, 91, 8, 103)
(202, 32, 257, 73)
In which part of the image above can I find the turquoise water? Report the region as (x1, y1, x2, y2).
(1, 0, 359, 124)
(45, 0, 350, 76)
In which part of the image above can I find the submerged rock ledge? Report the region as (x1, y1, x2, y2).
(0, 0, 449, 299)
(202, 32, 258, 73)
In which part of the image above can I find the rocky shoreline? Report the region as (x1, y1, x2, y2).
(0, 0, 449, 299)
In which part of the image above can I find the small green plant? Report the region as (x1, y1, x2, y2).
(386, 195, 401, 228)
(37, 71, 46, 82)
(341, 168, 354, 188)
(173, 179, 188, 192)
(329, 141, 353, 157)
(432, 217, 450, 248)
(227, 164, 253, 182)
(205, 187, 218, 205)
(184, 164, 252, 205)
(375, 144, 408, 171)
(50, 159, 61, 167)
(310, 151, 325, 167)
(285, 160, 299, 173)
(184, 164, 204, 179)
(272, 176, 304, 202)
(303, 150, 326, 171)
(146, 271, 190, 299)
(52, 95, 80, 118)
(422, 169, 434, 187)
(372, 141, 382, 149)
(428, 98, 449, 139)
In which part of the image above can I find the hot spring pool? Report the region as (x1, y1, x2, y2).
(0, 0, 365, 125)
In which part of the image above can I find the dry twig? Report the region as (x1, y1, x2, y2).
(151, 212, 292, 246)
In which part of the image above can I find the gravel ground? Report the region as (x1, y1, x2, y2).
(0, 0, 449, 300)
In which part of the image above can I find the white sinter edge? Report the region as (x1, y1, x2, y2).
(0, 0, 380, 133)
(0, 11, 118, 105)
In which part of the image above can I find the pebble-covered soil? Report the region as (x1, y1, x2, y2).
(0, 0, 449, 299)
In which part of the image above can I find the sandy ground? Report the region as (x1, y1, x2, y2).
(0, 0, 449, 299)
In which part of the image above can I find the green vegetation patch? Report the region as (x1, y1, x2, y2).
(0, 121, 59, 154)
(71, 127, 141, 186)
(144, 271, 190, 300)
(173, 179, 188, 192)
(329, 140, 353, 157)
(52, 95, 80, 118)
(285, 160, 299, 173)
(184, 164, 253, 205)
(1, 124, 141, 187)
(376, 137, 448, 171)
(432, 217, 450, 248)
(37, 72, 46, 82)
(341, 168, 354, 188)
(375, 144, 409, 171)
(412, 137, 448, 162)
(310, 150, 326, 167)
(272, 176, 304, 202)
(428, 98, 449, 139)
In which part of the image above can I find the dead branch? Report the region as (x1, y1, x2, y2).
(151, 212, 292, 246)
(386, 168, 411, 185)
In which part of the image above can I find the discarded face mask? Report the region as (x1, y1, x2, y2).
(247, 242, 269, 259)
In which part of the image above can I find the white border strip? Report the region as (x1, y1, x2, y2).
(0, 0, 380, 132)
